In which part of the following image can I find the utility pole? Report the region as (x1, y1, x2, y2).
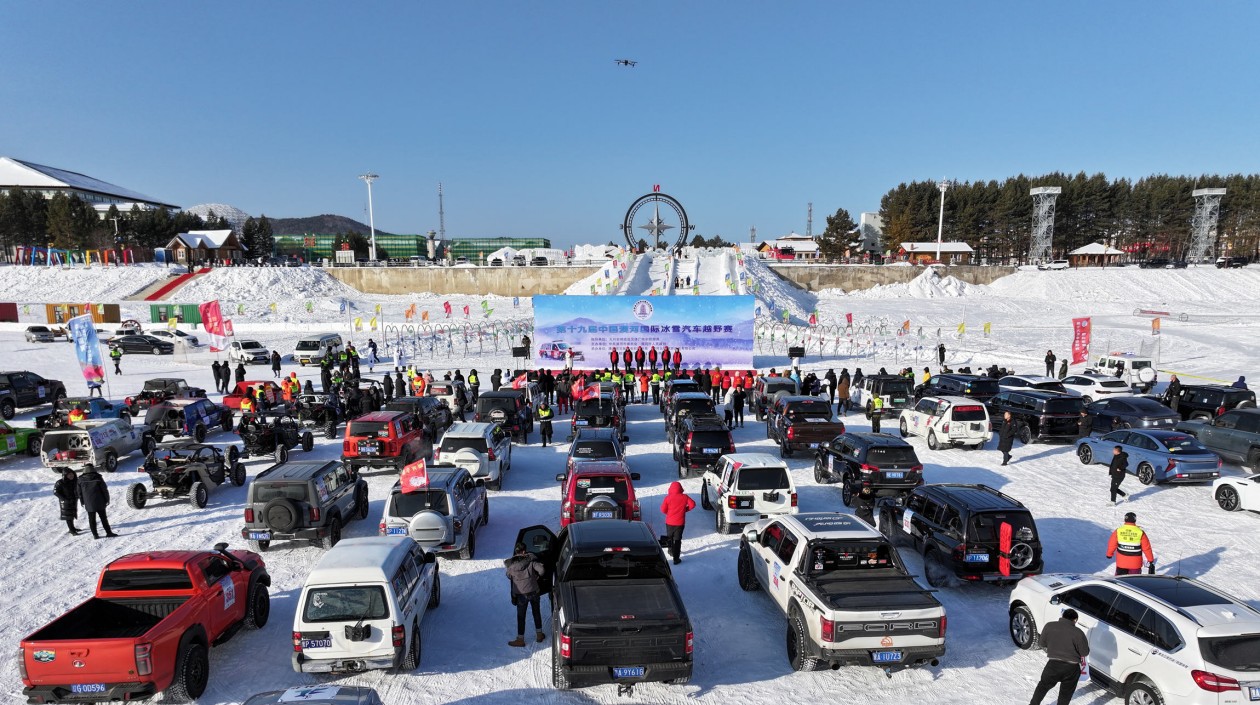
(438, 182, 446, 240)
(935, 179, 956, 262)
(806, 203, 813, 238)
(359, 173, 379, 261)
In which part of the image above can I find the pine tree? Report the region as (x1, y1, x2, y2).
(256, 215, 274, 256)
(817, 207, 857, 260)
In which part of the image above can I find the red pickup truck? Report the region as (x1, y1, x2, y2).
(222, 380, 281, 410)
(20, 544, 270, 703)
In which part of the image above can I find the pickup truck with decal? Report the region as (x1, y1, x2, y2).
(19, 545, 270, 704)
(766, 395, 845, 458)
(736, 513, 946, 674)
(40, 418, 156, 473)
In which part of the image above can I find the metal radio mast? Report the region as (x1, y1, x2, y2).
(438, 182, 446, 240)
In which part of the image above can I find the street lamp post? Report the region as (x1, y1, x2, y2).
(359, 173, 379, 261)
(935, 178, 955, 262)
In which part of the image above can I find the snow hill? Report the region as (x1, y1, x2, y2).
(829, 267, 991, 300)
(0, 263, 171, 302)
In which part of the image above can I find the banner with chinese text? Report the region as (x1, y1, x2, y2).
(1071, 317, 1092, 365)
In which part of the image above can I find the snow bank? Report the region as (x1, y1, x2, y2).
(989, 266, 1260, 304)
(844, 267, 990, 299)
(0, 263, 170, 302)
(174, 266, 361, 302)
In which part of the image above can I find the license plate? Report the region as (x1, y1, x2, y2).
(872, 650, 903, 663)
(576, 420, 589, 426)
(591, 511, 614, 519)
(613, 666, 645, 678)
(491, 410, 505, 418)
(885, 471, 904, 479)
(301, 638, 332, 649)
(893, 398, 905, 404)
(386, 527, 407, 535)
(248, 531, 271, 540)
(703, 447, 720, 454)
(965, 553, 990, 563)
(808, 443, 819, 448)
(1248, 686, 1260, 701)
(71, 684, 107, 694)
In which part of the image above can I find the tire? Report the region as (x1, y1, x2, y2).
(1248, 449, 1260, 474)
(700, 482, 712, 510)
(357, 487, 371, 520)
(193, 424, 206, 443)
(924, 549, 951, 588)
(840, 478, 854, 507)
(737, 544, 759, 591)
(231, 462, 246, 487)
(786, 608, 819, 672)
(243, 580, 270, 629)
(677, 460, 687, 479)
(899, 419, 909, 438)
(1017, 424, 1033, 445)
(1190, 412, 1211, 421)
(248, 539, 270, 552)
(190, 481, 208, 509)
(1009, 605, 1040, 649)
(119, 409, 132, 424)
(877, 508, 894, 539)
(551, 630, 571, 690)
(0, 400, 13, 420)
(1082, 396, 1093, 404)
(127, 483, 148, 509)
(927, 431, 940, 451)
(141, 435, 156, 457)
(227, 445, 239, 465)
(164, 642, 209, 703)
(780, 442, 792, 459)
(716, 508, 732, 534)
(488, 476, 501, 491)
(482, 496, 489, 526)
(1136, 462, 1156, 486)
(319, 516, 342, 549)
(208, 461, 225, 485)
(428, 571, 441, 608)
(459, 528, 477, 559)
(221, 413, 233, 433)
(152, 347, 161, 355)
(26, 433, 42, 456)
(1078, 444, 1094, 464)
(1216, 484, 1241, 512)
(262, 497, 301, 533)
(275, 445, 289, 464)
(399, 628, 420, 671)
(302, 432, 314, 452)
(324, 421, 337, 439)
(102, 451, 118, 473)
(1125, 681, 1164, 705)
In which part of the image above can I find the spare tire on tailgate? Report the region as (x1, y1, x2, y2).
(263, 498, 301, 533)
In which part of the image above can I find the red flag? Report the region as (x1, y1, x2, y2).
(845, 312, 853, 326)
(998, 522, 1012, 577)
(198, 300, 229, 351)
(1071, 317, 1091, 365)
(571, 379, 585, 399)
(223, 319, 235, 337)
(580, 385, 600, 401)
(443, 301, 452, 317)
(463, 305, 470, 317)
(511, 373, 528, 390)
(401, 459, 428, 493)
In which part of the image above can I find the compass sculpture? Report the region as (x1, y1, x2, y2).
(620, 190, 694, 252)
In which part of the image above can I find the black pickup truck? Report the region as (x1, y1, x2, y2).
(516, 521, 693, 694)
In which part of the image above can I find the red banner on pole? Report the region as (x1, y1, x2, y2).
(199, 300, 229, 352)
(1071, 317, 1092, 365)
(401, 459, 428, 493)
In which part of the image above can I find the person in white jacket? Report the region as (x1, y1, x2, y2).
(722, 385, 736, 427)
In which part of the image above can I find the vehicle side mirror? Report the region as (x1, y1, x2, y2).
(423, 552, 437, 564)
(555, 473, 566, 482)
(1049, 595, 1061, 606)
(630, 473, 641, 481)
(742, 527, 759, 543)
(621, 434, 630, 442)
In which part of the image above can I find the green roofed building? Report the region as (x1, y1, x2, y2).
(446, 237, 551, 260)
(273, 233, 432, 258)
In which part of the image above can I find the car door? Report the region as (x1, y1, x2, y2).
(891, 491, 928, 545)
(907, 399, 934, 435)
(1056, 584, 1116, 672)
(1092, 593, 1153, 684)
(197, 555, 239, 639)
(327, 464, 355, 517)
(10, 373, 37, 407)
(515, 525, 558, 591)
(752, 521, 784, 590)
(1204, 412, 1240, 457)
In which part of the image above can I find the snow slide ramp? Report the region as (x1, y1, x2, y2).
(139, 267, 211, 301)
(740, 255, 816, 324)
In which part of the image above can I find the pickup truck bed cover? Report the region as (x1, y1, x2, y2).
(807, 570, 938, 611)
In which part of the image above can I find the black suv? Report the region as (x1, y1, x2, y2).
(813, 432, 924, 505)
(659, 378, 700, 413)
(673, 413, 734, 478)
(1164, 384, 1257, 421)
(236, 411, 316, 463)
(664, 392, 717, 444)
(877, 484, 1043, 587)
(1217, 256, 1249, 268)
(295, 392, 343, 439)
(474, 390, 534, 442)
(0, 371, 66, 420)
(915, 373, 1001, 405)
(239, 460, 369, 551)
(988, 390, 1085, 443)
(570, 396, 626, 440)
(386, 395, 453, 440)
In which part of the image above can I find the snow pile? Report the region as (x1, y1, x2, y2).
(741, 254, 817, 322)
(0, 263, 170, 302)
(846, 267, 990, 299)
(989, 266, 1260, 304)
(174, 266, 361, 302)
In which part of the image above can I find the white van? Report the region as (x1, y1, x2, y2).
(294, 334, 344, 366)
(292, 536, 438, 673)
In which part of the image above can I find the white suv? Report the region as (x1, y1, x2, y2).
(1009, 573, 1260, 705)
(700, 453, 797, 534)
(1090, 354, 1158, 393)
(1061, 373, 1134, 402)
(898, 395, 992, 450)
(434, 422, 512, 490)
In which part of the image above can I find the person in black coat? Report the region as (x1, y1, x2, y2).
(1108, 446, 1130, 504)
(270, 350, 282, 379)
(540, 371, 555, 403)
(937, 343, 947, 367)
(211, 361, 223, 393)
(824, 369, 838, 406)
(302, 379, 314, 395)
(1077, 410, 1094, 439)
(1165, 375, 1182, 413)
(320, 366, 332, 395)
(382, 373, 394, 402)
(395, 369, 406, 396)
(75, 469, 117, 539)
(1044, 350, 1057, 377)
(54, 469, 82, 535)
(997, 411, 1018, 466)
(491, 369, 503, 392)
(234, 363, 246, 385)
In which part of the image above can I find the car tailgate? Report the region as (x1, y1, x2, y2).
(786, 419, 844, 443)
(563, 580, 690, 666)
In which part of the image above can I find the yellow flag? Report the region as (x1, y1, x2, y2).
(983, 322, 992, 335)
(375, 304, 382, 315)
(353, 316, 362, 331)
(369, 316, 378, 331)
(957, 322, 965, 334)
(167, 317, 178, 330)
(269, 302, 277, 312)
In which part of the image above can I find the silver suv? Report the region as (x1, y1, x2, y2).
(380, 464, 487, 559)
(240, 460, 370, 551)
(435, 422, 512, 490)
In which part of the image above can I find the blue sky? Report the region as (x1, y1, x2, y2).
(4, 2, 1258, 248)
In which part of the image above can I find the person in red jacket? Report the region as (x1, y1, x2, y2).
(671, 348, 682, 373)
(661, 345, 671, 372)
(1107, 512, 1155, 575)
(623, 347, 633, 372)
(648, 346, 659, 372)
(609, 348, 619, 373)
(634, 346, 646, 373)
(659, 481, 696, 565)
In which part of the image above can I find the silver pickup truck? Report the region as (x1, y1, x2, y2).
(41, 418, 156, 473)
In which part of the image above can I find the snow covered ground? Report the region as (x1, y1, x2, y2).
(2, 263, 1259, 705)
(0, 263, 175, 302)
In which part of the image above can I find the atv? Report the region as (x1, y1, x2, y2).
(237, 411, 315, 463)
(128, 440, 245, 510)
(295, 393, 342, 439)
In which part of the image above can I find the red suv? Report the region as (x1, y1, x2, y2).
(555, 460, 641, 527)
(341, 410, 426, 475)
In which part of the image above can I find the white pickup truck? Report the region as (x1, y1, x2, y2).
(41, 418, 156, 473)
(736, 513, 947, 674)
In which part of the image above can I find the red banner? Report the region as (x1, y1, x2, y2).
(845, 312, 853, 326)
(199, 300, 230, 352)
(511, 373, 529, 390)
(401, 459, 428, 493)
(1071, 317, 1092, 365)
(998, 522, 1011, 577)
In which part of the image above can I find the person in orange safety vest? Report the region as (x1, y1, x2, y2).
(1106, 512, 1154, 575)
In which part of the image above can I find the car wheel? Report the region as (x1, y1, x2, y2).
(700, 482, 712, 510)
(165, 642, 209, 703)
(716, 508, 730, 534)
(1136, 462, 1156, 486)
(678, 459, 688, 479)
(1082, 395, 1093, 404)
(1191, 412, 1211, 421)
(551, 628, 571, 690)
(780, 442, 792, 458)
(927, 431, 940, 451)
(193, 424, 206, 443)
(1009, 605, 1040, 649)
(302, 432, 314, 452)
(924, 549, 951, 588)
(152, 347, 161, 355)
(787, 608, 819, 672)
(357, 487, 371, 520)
(275, 445, 288, 464)
(227, 445, 239, 465)
(1125, 681, 1164, 705)
(813, 461, 825, 484)
(190, 481, 208, 509)
(459, 528, 477, 559)
(119, 409, 131, 424)
(320, 516, 342, 549)
(399, 628, 421, 671)
(1216, 484, 1241, 511)
(127, 483, 148, 509)
(141, 435, 156, 457)
(232, 462, 246, 487)
(1017, 424, 1033, 445)
(26, 433, 42, 456)
(0, 400, 14, 420)
(221, 413, 233, 433)
(737, 543, 759, 591)
(248, 539, 270, 552)
(428, 571, 441, 608)
(324, 420, 338, 439)
(243, 580, 270, 629)
(263, 497, 301, 533)
(482, 496, 490, 526)
(1248, 450, 1260, 474)
(899, 419, 909, 438)
(840, 477, 854, 507)
(1077, 444, 1094, 464)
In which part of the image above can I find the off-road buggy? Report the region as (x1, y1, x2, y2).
(236, 411, 315, 463)
(127, 439, 246, 510)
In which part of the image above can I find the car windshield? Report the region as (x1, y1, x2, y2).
(951, 405, 988, 422)
(864, 446, 919, 465)
(571, 441, 617, 459)
(574, 475, 630, 502)
(100, 569, 194, 591)
(440, 437, 487, 454)
(962, 379, 999, 395)
(737, 466, 790, 490)
(1043, 398, 1085, 414)
(968, 512, 1037, 543)
(144, 380, 180, 391)
(302, 586, 388, 623)
(349, 421, 390, 438)
(1159, 435, 1209, 453)
(28, 326, 49, 333)
(1200, 635, 1260, 673)
(390, 490, 449, 516)
(241, 342, 263, 350)
(804, 541, 895, 576)
(477, 398, 517, 414)
(295, 341, 320, 351)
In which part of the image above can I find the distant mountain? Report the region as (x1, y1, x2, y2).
(270, 214, 395, 237)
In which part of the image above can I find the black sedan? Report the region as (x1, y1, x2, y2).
(109, 334, 176, 355)
(1085, 396, 1180, 433)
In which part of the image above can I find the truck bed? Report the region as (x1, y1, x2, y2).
(27, 597, 188, 641)
(805, 569, 939, 612)
(784, 419, 845, 442)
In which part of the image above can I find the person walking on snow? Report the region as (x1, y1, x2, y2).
(76, 467, 117, 539)
(537, 401, 554, 447)
(870, 395, 884, 433)
(1108, 445, 1130, 504)
(110, 346, 123, 375)
(1027, 608, 1090, 705)
(504, 543, 546, 647)
(1107, 511, 1154, 575)
(1165, 374, 1182, 413)
(54, 468, 83, 535)
(937, 343, 946, 368)
(271, 350, 282, 379)
(235, 363, 246, 385)
(998, 411, 1018, 466)
(660, 482, 696, 565)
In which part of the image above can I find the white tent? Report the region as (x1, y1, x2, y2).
(1068, 242, 1124, 255)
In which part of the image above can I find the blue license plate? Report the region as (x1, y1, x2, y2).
(703, 447, 720, 454)
(576, 420, 589, 426)
(1248, 686, 1260, 701)
(808, 443, 819, 448)
(965, 553, 990, 563)
(613, 666, 645, 678)
(248, 531, 271, 540)
(71, 684, 107, 694)
(386, 527, 407, 535)
(302, 638, 332, 649)
(872, 650, 903, 663)
(591, 511, 614, 519)
(885, 471, 904, 479)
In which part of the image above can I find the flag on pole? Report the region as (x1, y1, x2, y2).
(1151, 318, 1161, 336)
(1071, 317, 1092, 365)
(901, 320, 911, 334)
(957, 322, 965, 335)
(198, 300, 230, 352)
(167, 317, 178, 331)
(845, 312, 853, 326)
(369, 316, 378, 331)
(400, 459, 428, 493)
(983, 322, 992, 336)
(353, 317, 363, 331)
(421, 310, 429, 322)
(67, 314, 105, 387)
(511, 373, 529, 390)
(462, 305, 470, 318)
(443, 301, 452, 317)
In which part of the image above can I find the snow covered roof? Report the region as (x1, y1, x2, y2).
(169, 230, 236, 249)
(901, 242, 975, 254)
(1069, 242, 1124, 256)
(0, 156, 179, 208)
(777, 232, 814, 240)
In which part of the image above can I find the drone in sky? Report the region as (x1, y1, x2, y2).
(614, 59, 637, 67)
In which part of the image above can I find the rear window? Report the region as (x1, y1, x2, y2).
(1042, 398, 1085, 415)
(143, 380, 174, 391)
(390, 490, 449, 516)
(429, 384, 454, 395)
(100, 569, 193, 592)
(951, 405, 988, 422)
(1160, 435, 1208, 453)
(572, 441, 616, 459)
(863, 445, 919, 465)
(968, 512, 1037, 543)
(1200, 635, 1260, 672)
(302, 586, 388, 623)
(675, 398, 714, 414)
(689, 431, 729, 448)
(349, 421, 391, 438)
(440, 437, 488, 454)
(962, 379, 999, 396)
(880, 379, 914, 396)
(571, 583, 680, 621)
(764, 380, 797, 394)
(788, 400, 831, 414)
(576, 400, 615, 415)
(477, 398, 517, 414)
(1225, 390, 1257, 404)
(804, 542, 894, 575)
(252, 483, 309, 503)
(29, 326, 49, 332)
(573, 475, 629, 502)
(737, 466, 790, 490)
